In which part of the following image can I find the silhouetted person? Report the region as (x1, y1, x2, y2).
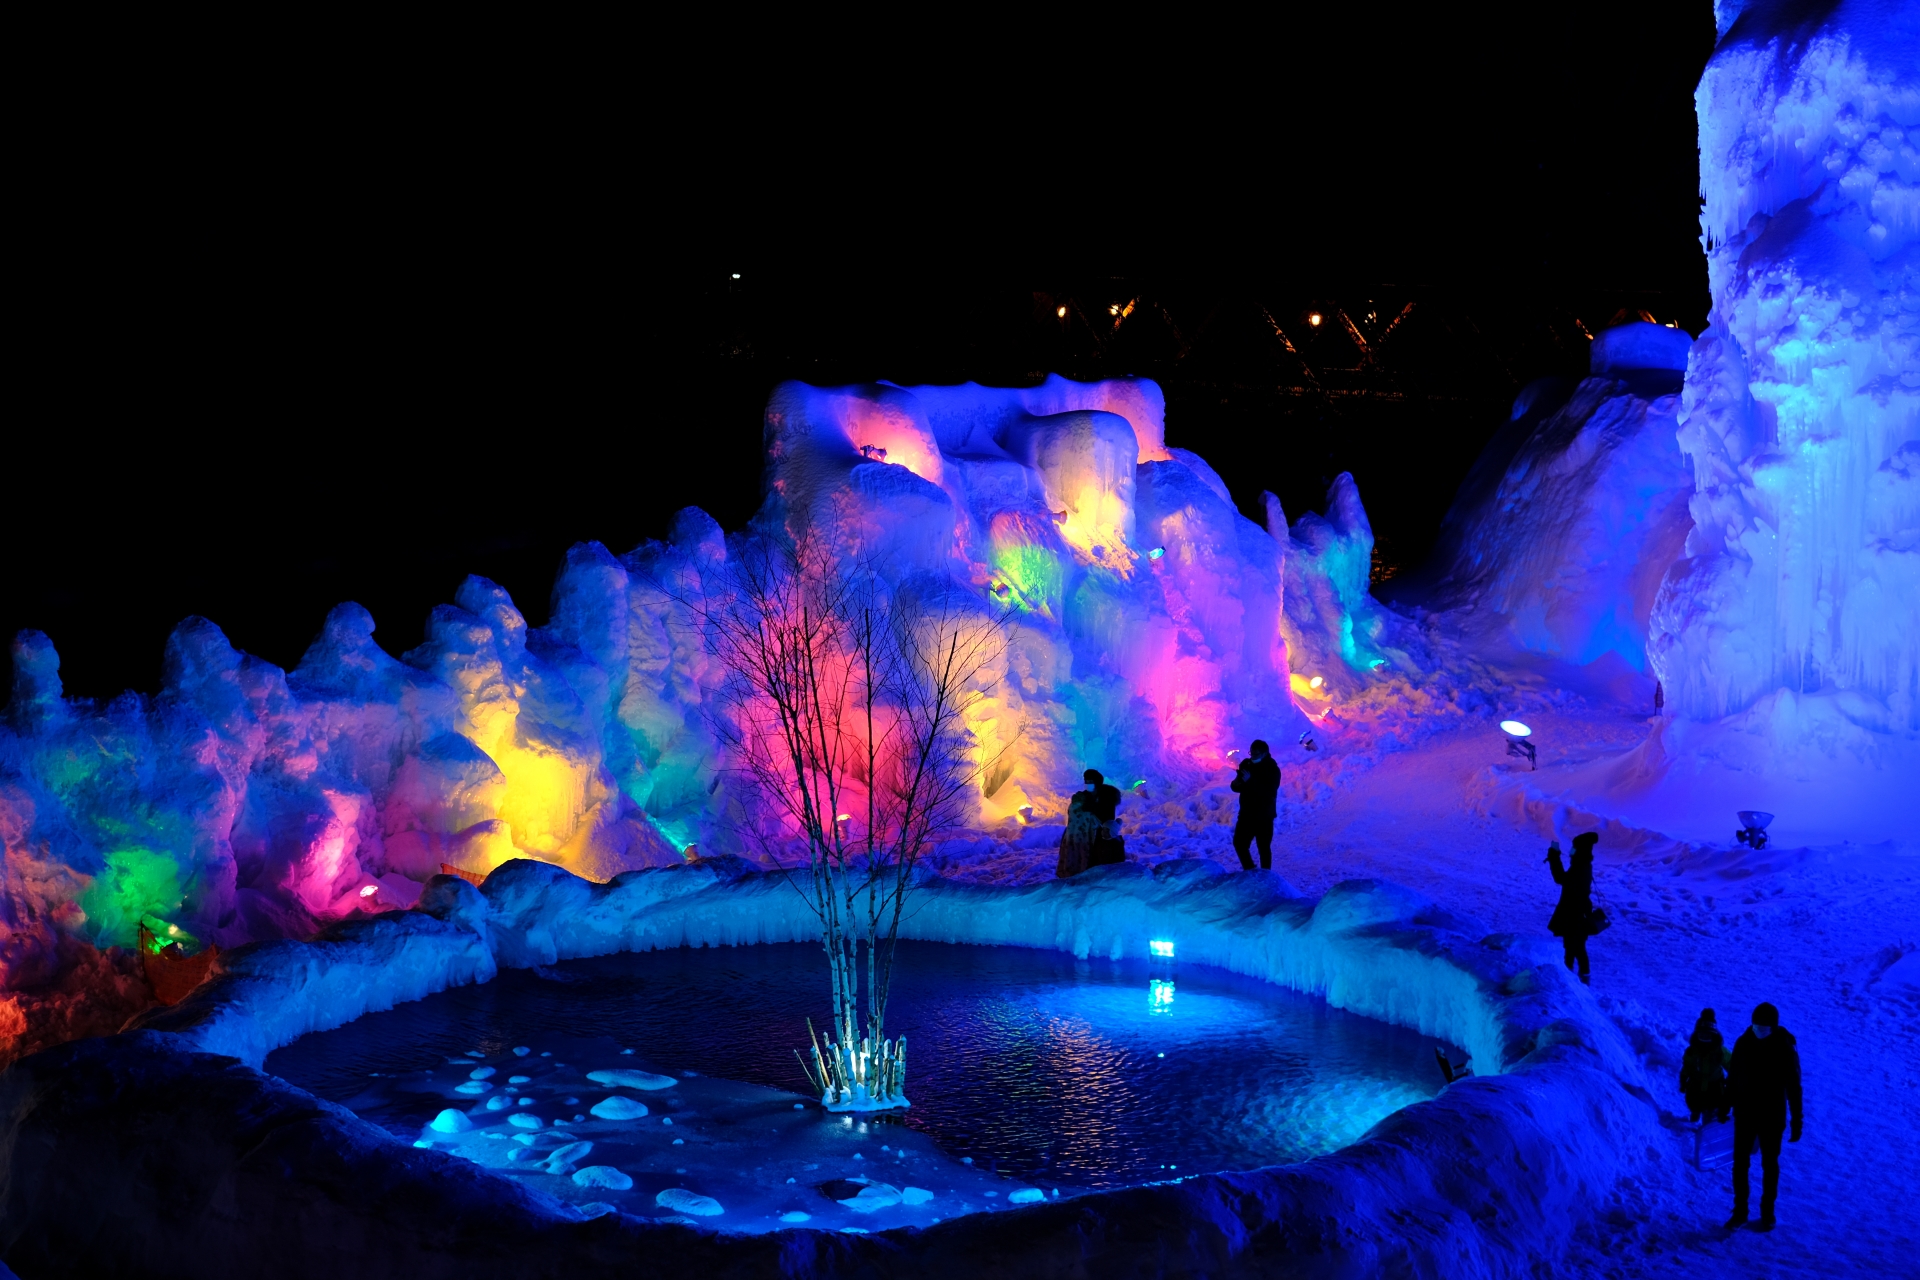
(1724, 1002, 1802, 1232)
(1230, 741, 1281, 870)
(1546, 831, 1598, 983)
(1057, 769, 1123, 877)
(1680, 1008, 1731, 1122)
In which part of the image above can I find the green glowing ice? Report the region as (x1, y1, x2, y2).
(77, 847, 184, 949)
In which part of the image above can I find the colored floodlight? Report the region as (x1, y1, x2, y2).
(1109, 304, 1120, 315)
(1309, 675, 1324, 689)
(1056, 305, 1068, 318)
(1149, 939, 1175, 959)
(1500, 720, 1532, 737)
(359, 885, 378, 897)
(1308, 312, 1323, 326)
(1149, 547, 1165, 559)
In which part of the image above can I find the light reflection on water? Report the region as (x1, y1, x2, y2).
(269, 941, 1450, 1190)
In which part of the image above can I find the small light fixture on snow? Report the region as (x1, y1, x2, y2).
(1132, 778, 1146, 791)
(836, 813, 851, 823)
(1309, 675, 1324, 689)
(359, 885, 378, 897)
(1017, 804, 1034, 824)
(1056, 305, 1068, 317)
(1148, 546, 1165, 559)
(1109, 304, 1120, 315)
(731, 273, 741, 279)
(1149, 939, 1175, 959)
(1297, 730, 1317, 752)
(1308, 312, 1323, 327)
(1501, 720, 1536, 769)
(1734, 811, 1773, 850)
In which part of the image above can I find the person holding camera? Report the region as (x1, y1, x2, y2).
(1546, 831, 1600, 984)
(1229, 740, 1281, 871)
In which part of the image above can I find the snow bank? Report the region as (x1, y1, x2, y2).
(1411, 323, 1695, 674)
(39, 857, 1660, 1278)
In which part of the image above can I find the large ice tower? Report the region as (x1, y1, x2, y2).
(1633, 0, 1920, 832)
(1652, 1, 1919, 727)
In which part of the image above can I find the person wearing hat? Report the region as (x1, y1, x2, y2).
(1723, 1001, 1803, 1231)
(1546, 831, 1600, 983)
(1679, 1008, 1731, 1122)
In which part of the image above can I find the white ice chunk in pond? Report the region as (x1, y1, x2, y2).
(546, 1141, 593, 1165)
(792, 1103, 804, 1110)
(672, 1138, 684, 1145)
(507, 1147, 543, 1163)
(574, 1166, 634, 1191)
(514, 1132, 568, 1147)
(587, 1069, 677, 1090)
(454, 1082, 490, 1095)
(427, 1109, 472, 1133)
(508, 1075, 531, 1084)
(780, 1211, 811, 1223)
(654, 1188, 722, 1216)
(468, 1066, 496, 1080)
(508, 1114, 543, 1130)
(485, 1096, 508, 1111)
(590, 1096, 648, 1120)
(517, 1098, 534, 1106)
(844, 1184, 902, 1213)
(621, 1049, 634, 1055)
(576, 1203, 616, 1218)
(901, 1187, 933, 1205)
(1008, 1188, 1045, 1204)
(661, 1116, 673, 1126)
(513, 1047, 531, 1057)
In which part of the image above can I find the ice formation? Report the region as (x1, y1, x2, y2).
(1630, 0, 1920, 837)
(2, 374, 1418, 1062)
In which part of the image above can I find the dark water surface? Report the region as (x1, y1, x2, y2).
(268, 941, 1450, 1189)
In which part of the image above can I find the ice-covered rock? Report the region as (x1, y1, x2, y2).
(588, 1096, 647, 1120)
(1006, 1187, 1045, 1205)
(585, 1068, 676, 1091)
(654, 1187, 722, 1216)
(900, 1186, 934, 1205)
(507, 1114, 541, 1130)
(572, 1166, 634, 1191)
(426, 1108, 472, 1134)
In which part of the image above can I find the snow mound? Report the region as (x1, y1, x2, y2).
(572, 1166, 633, 1191)
(588, 1096, 647, 1120)
(585, 1069, 676, 1091)
(426, 1109, 471, 1134)
(654, 1187, 722, 1215)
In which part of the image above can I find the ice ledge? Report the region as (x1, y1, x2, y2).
(19, 859, 1657, 1278)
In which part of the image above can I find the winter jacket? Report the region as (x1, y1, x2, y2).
(1727, 1025, 1803, 1135)
(1231, 756, 1281, 823)
(1679, 1028, 1730, 1118)
(1547, 850, 1594, 937)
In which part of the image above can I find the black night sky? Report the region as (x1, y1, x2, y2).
(8, 9, 1718, 703)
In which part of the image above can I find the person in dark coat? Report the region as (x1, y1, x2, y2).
(1229, 740, 1281, 870)
(1724, 1002, 1803, 1232)
(1546, 832, 1598, 983)
(1057, 769, 1123, 877)
(1679, 1008, 1731, 1122)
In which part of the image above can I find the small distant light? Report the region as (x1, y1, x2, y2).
(1308, 312, 1323, 326)
(1018, 804, 1034, 824)
(1132, 779, 1146, 789)
(1309, 675, 1324, 689)
(1148, 546, 1165, 559)
(1149, 939, 1175, 959)
(1108, 304, 1120, 315)
(731, 273, 741, 279)
(1500, 720, 1533, 738)
(1056, 305, 1067, 318)
(836, 813, 851, 822)
(167, 924, 181, 935)
(359, 885, 378, 897)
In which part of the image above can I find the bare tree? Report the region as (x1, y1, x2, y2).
(694, 536, 1010, 1110)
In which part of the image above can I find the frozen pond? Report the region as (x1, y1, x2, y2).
(267, 941, 1452, 1229)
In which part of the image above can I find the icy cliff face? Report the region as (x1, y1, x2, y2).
(1415, 322, 1696, 673)
(1650, 0, 1920, 737)
(1, 375, 1407, 1047)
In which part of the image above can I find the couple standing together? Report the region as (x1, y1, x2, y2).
(1054, 740, 1282, 878)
